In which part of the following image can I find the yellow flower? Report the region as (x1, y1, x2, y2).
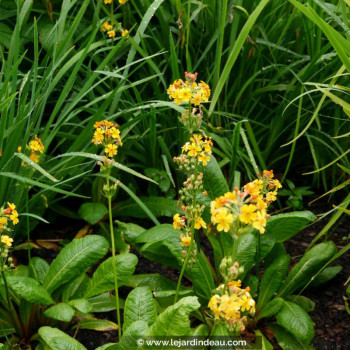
(214, 209, 233, 232)
(104, 0, 112, 3)
(105, 144, 118, 157)
(240, 295, 253, 312)
(121, 29, 128, 37)
(173, 214, 184, 230)
(198, 152, 210, 166)
(0, 217, 7, 225)
(7, 203, 16, 211)
(110, 127, 121, 139)
(29, 136, 44, 153)
(194, 217, 207, 230)
(239, 204, 257, 225)
(17, 146, 22, 153)
(266, 191, 277, 202)
(107, 30, 116, 38)
(1, 235, 13, 247)
(29, 152, 40, 163)
(10, 210, 19, 225)
(273, 179, 282, 189)
(187, 143, 201, 157)
(180, 236, 191, 247)
(119, 0, 127, 3)
(252, 211, 267, 234)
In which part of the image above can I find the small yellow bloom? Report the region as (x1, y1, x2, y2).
(17, 146, 22, 153)
(198, 152, 210, 166)
(7, 203, 16, 211)
(214, 209, 233, 232)
(104, 0, 112, 3)
(121, 29, 128, 37)
(194, 217, 207, 230)
(119, 0, 127, 3)
(239, 204, 257, 225)
(187, 143, 201, 157)
(29, 152, 40, 163)
(107, 30, 116, 38)
(10, 210, 19, 225)
(0, 217, 7, 225)
(173, 213, 184, 230)
(1, 235, 13, 247)
(266, 191, 277, 202)
(110, 127, 120, 139)
(105, 144, 118, 157)
(252, 211, 267, 234)
(29, 136, 44, 153)
(180, 236, 191, 247)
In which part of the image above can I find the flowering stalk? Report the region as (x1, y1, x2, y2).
(173, 134, 212, 302)
(101, 0, 129, 38)
(92, 120, 123, 339)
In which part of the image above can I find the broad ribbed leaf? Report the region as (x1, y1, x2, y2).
(84, 253, 138, 298)
(125, 274, 178, 291)
(7, 276, 54, 305)
(276, 301, 314, 344)
(88, 293, 125, 313)
(256, 330, 274, 350)
(61, 273, 90, 302)
(309, 266, 342, 287)
(29, 257, 49, 284)
(231, 233, 256, 277)
(278, 241, 337, 297)
(44, 303, 75, 322)
(191, 253, 216, 300)
(68, 299, 92, 313)
(257, 298, 284, 320)
(79, 318, 118, 331)
(265, 212, 316, 242)
(201, 155, 229, 199)
(124, 287, 157, 331)
(257, 254, 290, 309)
(145, 297, 200, 336)
(78, 202, 108, 225)
(43, 235, 109, 293)
(116, 320, 149, 350)
(269, 324, 315, 350)
(39, 326, 87, 350)
(285, 295, 315, 313)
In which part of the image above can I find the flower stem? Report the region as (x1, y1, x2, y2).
(174, 234, 194, 303)
(174, 165, 198, 303)
(106, 176, 121, 339)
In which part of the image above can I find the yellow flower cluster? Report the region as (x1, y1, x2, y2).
(101, 21, 128, 38)
(211, 170, 282, 235)
(181, 134, 213, 166)
(0, 202, 18, 249)
(208, 281, 255, 333)
(167, 72, 211, 106)
(92, 120, 123, 159)
(28, 136, 44, 163)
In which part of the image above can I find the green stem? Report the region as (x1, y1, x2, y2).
(174, 162, 198, 303)
(106, 176, 121, 339)
(1, 271, 11, 309)
(174, 232, 195, 303)
(26, 190, 31, 264)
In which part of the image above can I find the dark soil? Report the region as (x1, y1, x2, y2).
(9, 197, 350, 350)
